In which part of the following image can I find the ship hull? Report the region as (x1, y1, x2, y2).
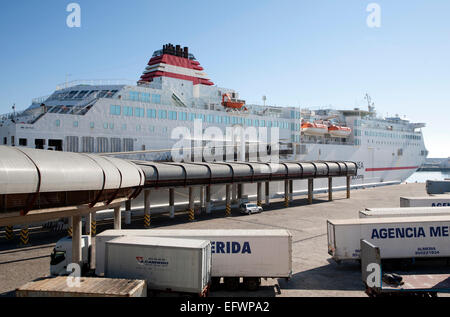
(125, 141, 425, 211)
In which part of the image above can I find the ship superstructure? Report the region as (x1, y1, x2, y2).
(0, 44, 428, 188)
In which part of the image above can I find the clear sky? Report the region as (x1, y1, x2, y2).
(0, 0, 449, 157)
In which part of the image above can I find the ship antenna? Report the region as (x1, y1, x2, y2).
(365, 93, 375, 115)
(11, 104, 16, 123)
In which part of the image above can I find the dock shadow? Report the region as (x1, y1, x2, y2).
(0, 230, 65, 253)
(278, 260, 365, 292)
(210, 284, 277, 297)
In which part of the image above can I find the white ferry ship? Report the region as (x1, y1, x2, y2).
(0, 44, 428, 197)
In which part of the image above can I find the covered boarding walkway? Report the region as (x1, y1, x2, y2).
(0, 146, 357, 266)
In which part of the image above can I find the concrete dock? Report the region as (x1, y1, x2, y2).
(0, 183, 442, 297)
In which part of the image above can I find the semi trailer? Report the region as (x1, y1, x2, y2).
(360, 207, 450, 218)
(95, 229, 292, 290)
(400, 195, 450, 207)
(327, 216, 450, 262)
(51, 229, 292, 291)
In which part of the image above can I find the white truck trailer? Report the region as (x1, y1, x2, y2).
(360, 207, 450, 218)
(105, 236, 211, 296)
(95, 229, 292, 290)
(400, 195, 450, 207)
(327, 216, 450, 262)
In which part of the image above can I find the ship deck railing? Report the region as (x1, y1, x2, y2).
(300, 139, 356, 146)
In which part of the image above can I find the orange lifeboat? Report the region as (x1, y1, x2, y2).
(222, 93, 245, 109)
(328, 124, 352, 138)
(301, 122, 328, 136)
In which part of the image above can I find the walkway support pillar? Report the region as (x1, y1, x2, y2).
(289, 180, 294, 202)
(265, 182, 270, 206)
(188, 187, 195, 222)
(200, 186, 205, 212)
(90, 212, 96, 271)
(169, 188, 175, 218)
(232, 184, 238, 203)
(328, 177, 333, 201)
(125, 199, 132, 225)
(206, 185, 212, 214)
(226, 184, 232, 217)
(91, 212, 97, 236)
(114, 206, 121, 230)
(284, 180, 289, 208)
(346, 176, 351, 199)
(257, 182, 262, 207)
(67, 217, 73, 237)
(237, 184, 243, 203)
(308, 178, 314, 204)
(144, 189, 151, 228)
(85, 213, 91, 235)
(72, 215, 82, 266)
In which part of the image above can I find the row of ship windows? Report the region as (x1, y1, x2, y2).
(354, 129, 422, 140)
(109, 105, 295, 129)
(49, 89, 119, 101)
(354, 119, 416, 133)
(363, 130, 421, 140)
(366, 139, 422, 146)
(56, 121, 303, 136)
(55, 121, 303, 136)
(55, 119, 167, 133)
(127, 92, 162, 104)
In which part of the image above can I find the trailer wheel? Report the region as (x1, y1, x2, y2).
(224, 277, 239, 291)
(243, 277, 261, 291)
(211, 277, 221, 291)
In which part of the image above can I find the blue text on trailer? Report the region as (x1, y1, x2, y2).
(371, 226, 450, 239)
(211, 241, 251, 254)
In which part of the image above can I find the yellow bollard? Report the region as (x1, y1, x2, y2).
(20, 226, 29, 246)
(5, 226, 14, 241)
(91, 220, 97, 236)
(144, 214, 151, 228)
(226, 204, 231, 217)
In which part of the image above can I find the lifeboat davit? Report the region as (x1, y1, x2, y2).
(301, 122, 328, 136)
(328, 124, 352, 138)
(222, 93, 245, 109)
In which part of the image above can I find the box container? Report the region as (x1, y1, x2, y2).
(105, 236, 211, 294)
